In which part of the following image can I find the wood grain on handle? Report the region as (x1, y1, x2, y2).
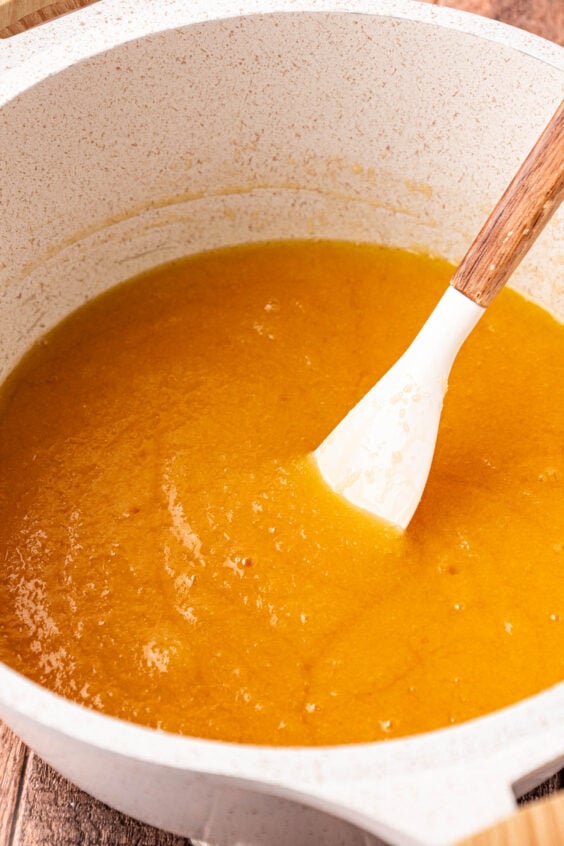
(0, 0, 98, 37)
(456, 792, 564, 846)
(452, 99, 564, 307)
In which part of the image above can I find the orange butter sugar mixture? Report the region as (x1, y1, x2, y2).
(0, 240, 562, 745)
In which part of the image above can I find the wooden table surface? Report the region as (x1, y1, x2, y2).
(0, 1, 563, 844)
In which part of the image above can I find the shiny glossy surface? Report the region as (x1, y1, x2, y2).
(0, 241, 562, 745)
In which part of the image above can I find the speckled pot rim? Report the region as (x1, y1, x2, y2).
(0, 1, 562, 841)
(1, 0, 563, 103)
(1, 658, 563, 778)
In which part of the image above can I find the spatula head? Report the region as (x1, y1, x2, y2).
(315, 361, 446, 529)
(314, 286, 485, 529)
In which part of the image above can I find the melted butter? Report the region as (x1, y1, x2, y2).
(0, 241, 562, 745)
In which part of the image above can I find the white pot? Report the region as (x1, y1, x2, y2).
(0, 2, 562, 844)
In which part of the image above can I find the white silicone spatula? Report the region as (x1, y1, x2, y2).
(315, 99, 564, 530)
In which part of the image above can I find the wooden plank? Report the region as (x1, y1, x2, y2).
(0, 723, 28, 845)
(518, 771, 564, 804)
(7, 742, 191, 846)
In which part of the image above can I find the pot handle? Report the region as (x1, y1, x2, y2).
(0, 0, 98, 38)
(301, 726, 563, 846)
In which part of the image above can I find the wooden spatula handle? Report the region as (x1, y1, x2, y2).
(0, 0, 97, 37)
(452, 98, 564, 307)
(456, 792, 564, 846)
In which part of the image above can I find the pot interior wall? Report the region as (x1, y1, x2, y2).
(0, 10, 563, 846)
(0, 11, 562, 378)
